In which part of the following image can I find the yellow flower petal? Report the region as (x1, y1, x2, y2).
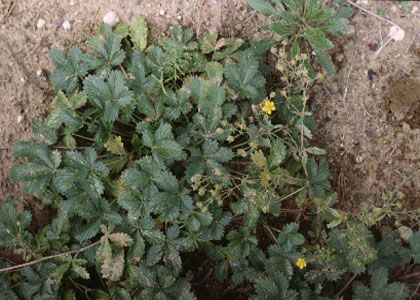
(296, 258, 307, 270)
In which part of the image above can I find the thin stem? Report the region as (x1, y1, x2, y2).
(347, 0, 400, 28)
(0, 240, 101, 273)
(73, 134, 95, 142)
(335, 273, 357, 298)
(400, 271, 420, 280)
(278, 186, 305, 202)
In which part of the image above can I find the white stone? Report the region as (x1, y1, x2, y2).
(16, 115, 24, 123)
(177, 15, 182, 20)
(62, 20, 71, 31)
(103, 11, 119, 27)
(36, 69, 42, 76)
(159, 9, 165, 16)
(70, 0, 75, 5)
(412, 6, 419, 14)
(36, 18, 46, 29)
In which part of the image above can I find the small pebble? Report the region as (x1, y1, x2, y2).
(177, 15, 182, 20)
(390, 6, 397, 13)
(36, 69, 42, 76)
(36, 18, 46, 29)
(103, 11, 119, 27)
(16, 115, 24, 124)
(70, 0, 75, 5)
(20, 77, 25, 83)
(356, 156, 363, 163)
(367, 69, 376, 80)
(62, 20, 71, 31)
(159, 9, 165, 16)
(412, 6, 419, 14)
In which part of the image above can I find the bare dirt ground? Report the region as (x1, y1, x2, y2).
(313, 1, 420, 213)
(0, 0, 419, 214)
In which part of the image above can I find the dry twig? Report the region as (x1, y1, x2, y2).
(0, 240, 101, 273)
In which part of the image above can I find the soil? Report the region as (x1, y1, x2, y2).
(312, 1, 420, 214)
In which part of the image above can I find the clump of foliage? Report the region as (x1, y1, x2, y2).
(0, 5, 418, 300)
(247, 0, 354, 75)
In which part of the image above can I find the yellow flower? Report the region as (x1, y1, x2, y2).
(261, 99, 276, 115)
(296, 258, 307, 270)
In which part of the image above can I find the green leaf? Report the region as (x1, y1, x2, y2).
(199, 32, 218, 54)
(307, 157, 331, 198)
(142, 123, 183, 164)
(306, 146, 327, 155)
(225, 51, 266, 101)
(268, 22, 296, 36)
(246, 0, 275, 16)
(252, 150, 267, 169)
(268, 140, 287, 167)
(104, 135, 126, 156)
(49, 47, 91, 92)
(86, 24, 126, 71)
(252, 272, 298, 300)
(11, 142, 61, 194)
(335, 7, 354, 19)
(130, 16, 148, 51)
(316, 51, 335, 76)
(410, 231, 420, 263)
(322, 17, 349, 35)
(212, 38, 244, 61)
(353, 267, 409, 300)
(83, 70, 134, 123)
(304, 28, 334, 51)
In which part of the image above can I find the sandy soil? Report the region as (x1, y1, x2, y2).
(313, 1, 420, 212)
(0, 0, 265, 200)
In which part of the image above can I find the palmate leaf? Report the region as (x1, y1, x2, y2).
(11, 141, 61, 194)
(83, 70, 134, 123)
(225, 50, 266, 101)
(189, 108, 226, 142)
(53, 148, 109, 199)
(119, 156, 185, 220)
(265, 223, 304, 274)
(18, 263, 59, 300)
(47, 91, 86, 132)
(187, 77, 225, 115)
(186, 139, 233, 180)
(73, 197, 122, 242)
(49, 47, 91, 92)
(306, 157, 331, 198)
(153, 172, 194, 222)
(225, 229, 258, 260)
(353, 267, 409, 300)
(142, 123, 183, 164)
(162, 89, 192, 121)
(327, 222, 377, 274)
(86, 24, 126, 72)
(0, 201, 32, 249)
(252, 272, 298, 300)
(371, 231, 411, 269)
